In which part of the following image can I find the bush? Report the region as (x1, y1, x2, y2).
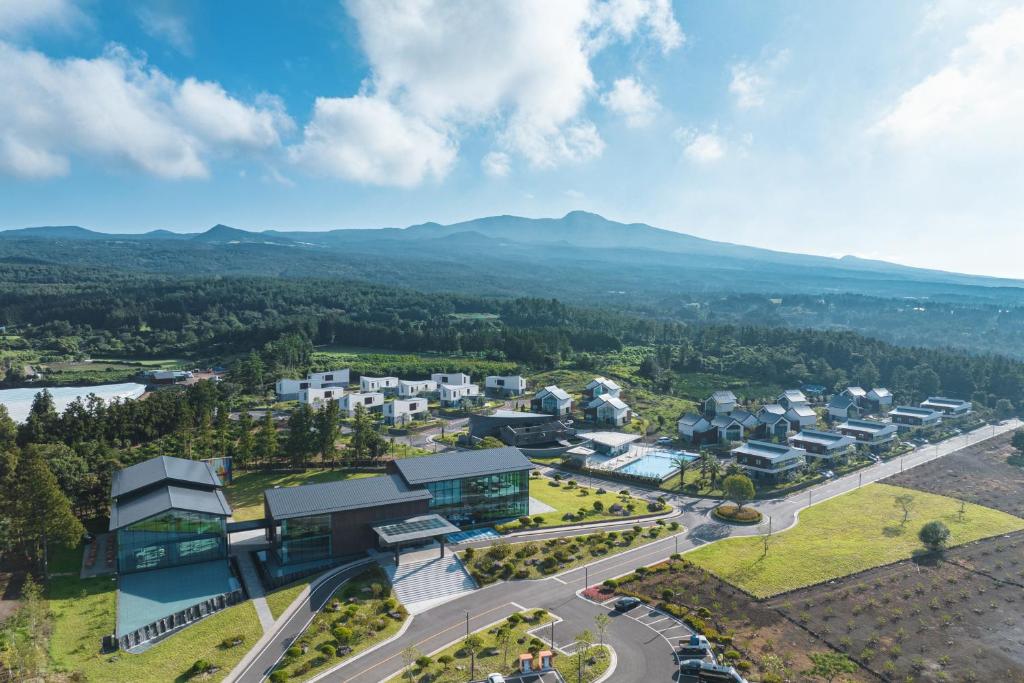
(269, 671, 289, 683)
(190, 659, 211, 675)
(286, 646, 302, 659)
(332, 626, 353, 643)
(593, 500, 604, 512)
(318, 643, 336, 657)
(533, 515, 545, 524)
(919, 520, 951, 550)
(519, 516, 533, 527)
(603, 578, 618, 589)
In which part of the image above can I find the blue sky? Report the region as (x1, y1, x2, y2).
(1, 0, 1022, 277)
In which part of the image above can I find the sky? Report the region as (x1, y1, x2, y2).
(0, 0, 1022, 278)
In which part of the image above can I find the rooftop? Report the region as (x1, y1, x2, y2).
(109, 484, 231, 530)
(922, 396, 970, 407)
(265, 473, 431, 520)
(790, 429, 855, 448)
(578, 431, 642, 448)
(839, 418, 896, 434)
(487, 409, 552, 419)
(372, 514, 461, 545)
(536, 385, 570, 401)
(111, 455, 221, 499)
(393, 447, 533, 485)
(732, 440, 806, 461)
(890, 406, 941, 417)
(709, 390, 737, 403)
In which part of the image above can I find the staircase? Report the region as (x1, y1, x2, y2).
(382, 554, 477, 614)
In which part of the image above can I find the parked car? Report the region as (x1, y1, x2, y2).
(657, 436, 673, 444)
(822, 470, 834, 479)
(487, 675, 506, 683)
(614, 596, 641, 612)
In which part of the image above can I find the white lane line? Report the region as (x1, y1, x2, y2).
(550, 576, 567, 585)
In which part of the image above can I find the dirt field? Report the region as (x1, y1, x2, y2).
(615, 559, 871, 682)
(885, 431, 1024, 518)
(767, 531, 1024, 683)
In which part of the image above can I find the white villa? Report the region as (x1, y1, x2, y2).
(584, 377, 621, 400)
(531, 385, 572, 416)
(397, 379, 438, 398)
(431, 372, 471, 386)
(298, 386, 344, 406)
(920, 396, 972, 416)
(585, 394, 631, 427)
(307, 369, 350, 387)
(359, 376, 399, 393)
(338, 392, 384, 416)
(383, 398, 429, 425)
(485, 375, 527, 397)
(776, 389, 809, 410)
(439, 383, 480, 407)
(276, 368, 351, 400)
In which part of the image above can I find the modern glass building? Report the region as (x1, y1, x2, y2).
(109, 456, 231, 574)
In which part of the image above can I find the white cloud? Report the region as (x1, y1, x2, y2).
(675, 127, 725, 163)
(729, 49, 789, 109)
(137, 7, 193, 55)
(601, 77, 659, 127)
(0, 42, 293, 179)
(288, 96, 456, 187)
(481, 151, 511, 177)
(871, 5, 1024, 156)
(289, 0, 681, 186)
(0, 0, 82, 38)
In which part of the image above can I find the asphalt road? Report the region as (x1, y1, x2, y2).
(235, 419, 1020, 683)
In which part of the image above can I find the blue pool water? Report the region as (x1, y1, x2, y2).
(615, 450, 698, 479)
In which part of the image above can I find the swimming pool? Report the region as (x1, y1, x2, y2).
(614, 449, 698, 479)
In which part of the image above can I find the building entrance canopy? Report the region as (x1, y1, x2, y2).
(372, 514, 460, 546)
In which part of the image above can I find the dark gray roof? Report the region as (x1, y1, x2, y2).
(109, 485, 231, 530)
(264, 473, 431, 520)
(111, 455, 221, 499)
(373, 514, 461, 545)
(394, 447, 533, 485)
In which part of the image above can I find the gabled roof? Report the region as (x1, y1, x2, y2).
(588, 394, 628, 411)
(109, 485, 231, 530)
(758, 404, 786, 417)
(779, 389, 808, 403)
(789, 429, 855, 449)
(867, 387, 892, 399)
(708, 390, 737, 403)
(786, 405, 817, 418)
(730, 409, 758, 426)
(677, 413, 711, 429)
(586, 376, 621, 391)
(732, 440, 806, 461)
(711, 415, 741, 428)
(265, 473, 431, 520)
(393, 447, 533, 485)
(827, 395, 856, 410)
(535, 385, 570, 401)
(111, 455, 221, 499)
(844, 386, 867, 398)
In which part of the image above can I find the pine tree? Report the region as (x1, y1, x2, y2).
(235, 411, 255, 467)
(17, 389, 57, 446)
(11, 445, 84, 579)
(255, 410, 278, 466)
(286, 404, 315, 467)
(315, 401, 340, 461)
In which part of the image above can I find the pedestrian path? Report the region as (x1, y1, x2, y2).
(234, 551, 273, 631)
(381, 553, 477, 615)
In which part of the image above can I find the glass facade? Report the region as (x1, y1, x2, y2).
(423, 470, 529, 527)
(117, 510, 227, 574)
(277, 514, 332, 565)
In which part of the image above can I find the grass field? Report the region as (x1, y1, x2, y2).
(523, 475, 652, 529)
(266, 579, 311, 620)
(225, 469, 379, 522)
(685, 483, 1024, 598)
(47, 575, 262, 682)
(384, 610, 610, 683)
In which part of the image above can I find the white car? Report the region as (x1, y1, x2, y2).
(487, 675, 506, 683)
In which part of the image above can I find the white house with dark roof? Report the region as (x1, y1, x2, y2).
(530, 385, 572, 416)
(338, 392, 384, 416)
(843, 386, 868, 402)
(431, 372, 471, 386)
(866, 388, 894, 412)
(585, 394, 631, 426)
(920, 396, 972, 416)
(703, 390, 738, 417)
(584, 376, 622, 400)
(777, 389, 809, 410)
(788, 429, 856, 461)
(397, 379, 438, 398)
(298, 386, 344, 406)
(785, 404, 818, 430)
(755, 404, 790, 440)
(678, 413, 714, 443)
(383, 397, 429, 425)
(710, 414, 746, 442)
(438, 383, 480, 407)
(889, 406, 943, 429)
(836, 418, 898, 450)
(827, 393, 862, 421)
(359, 376, 399, 394)
(485, 375, 527, 397)
(732, 440, 807, 482)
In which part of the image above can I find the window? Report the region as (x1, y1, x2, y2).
(117, 510, 226, 573)
(325, 374, 334, 381)
(278, 514, 332, 565)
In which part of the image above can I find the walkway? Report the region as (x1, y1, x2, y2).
(235, 551, 274, 632)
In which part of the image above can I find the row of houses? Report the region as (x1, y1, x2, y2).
(679, 389, 817, 445)
(530, 377, 632, 427)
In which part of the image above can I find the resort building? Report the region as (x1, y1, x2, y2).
(438, 382, 480, 407)
(865, 388, 894, 413)
(836, 418, 898, 450)
(826, 394, 862, 421)
(584, 393, 631, 426)
(920, 396, 972, 416)
(788, 429, 856, 462)
(485, 375, 527, 397)
(431, 372, 472, 386)
(677, 413, 714, 444)
(298, 386, 344, 406)
(776, 389, 809, 410)
(703, 390, 738, 417)
(731, 440, 807, 482)
(531, 385, 573, 416)
(383, 397, 429, 425)
(578, 431, 642, 457)
(889, 406, 943, 429)
(583, 376, 622, 400)
(276, 368, 350, 400)
(467, 409, 578, 456)
(397, 379, 438, 397)
(785, 404, 818, 430)
(307, 369, 350, 387)
(338, 392, 385, 416)
(359, 376, 399, 394)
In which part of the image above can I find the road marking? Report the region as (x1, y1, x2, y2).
(510, 601, 526, 611)
(550, 576, 567, 584)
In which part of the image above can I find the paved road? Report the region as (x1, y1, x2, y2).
(237, 420, 1020, 683)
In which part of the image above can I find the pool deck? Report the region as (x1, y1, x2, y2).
(586, 444, 697, 478)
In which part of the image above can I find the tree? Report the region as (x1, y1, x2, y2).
(18, 389, 57, 446)
(919, 520, 951, 551)
(573, 629, 594, 679)
(463, 634, 483, 680)
(593, 613, 610, 649)
(235, 411, 255, 467)
(314, 401, 340, 460)
(995, 398, 1015, 420)
(1012, 429, 1024, 456)
(286, 404, 315, 467)
(349, 403, 384, 460)
(672, 453, 693, 491)
(255, 410, 278, 466)
(806, 652, 857, 682)
(400, 645, 421, 681)
(894, 493, 915, 525)
(10, 445, 84, 578)
(0, 404, 17, 452)
(496, 624, 514, 667)
(722, 474, 755, 511)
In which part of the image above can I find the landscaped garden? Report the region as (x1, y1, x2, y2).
(225, 469, 380, 521)
(386, 609, 611, 683)
(462, 521, 680, 584)
(267, 566, 407, 682)
(46, 573, 262, 682)
(685, 483, 1024, 598)
(494, 474, 664, 532)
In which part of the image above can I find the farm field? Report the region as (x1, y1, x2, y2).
(614, 558, 869, 682)
(685, 483, 1024, 598)
(885, 430, 1024, 518)
(767, 531, 1024, 682)
(225, 469, 379, 522)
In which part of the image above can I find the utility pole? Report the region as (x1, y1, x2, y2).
(550, 616, 555, 650)
(584, 565, 588, 589)
(858, 472, 862, 488)
(674, 534, 678, 555)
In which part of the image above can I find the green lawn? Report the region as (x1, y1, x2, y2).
(47, 575, 262, 682)
(386, 610, 610, 683)
(266, 579, 312, 620)
(269, 567, 406, 682)
(225, 469, 378, 522)
(686, 483, 1024, 598)
(520, 475, 654, 529)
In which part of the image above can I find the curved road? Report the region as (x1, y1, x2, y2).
(234, 420, 1019, 683)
